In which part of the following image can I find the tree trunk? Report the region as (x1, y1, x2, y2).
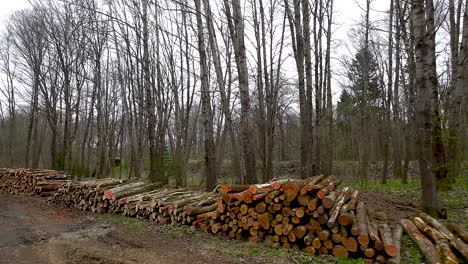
(324, 0, 334, 176)
(412, 0, 440, 215)
(224, 0, 257, 183)
(425, 0, 449, 191)
(195, 0, 217, 190)
(202, 0, 242, 184)
(303, 0, 314, 177)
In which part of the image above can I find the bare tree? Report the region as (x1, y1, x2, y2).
(223, 0, 257, 183)
(194, 0, 217, 190)
(412, 0, 439, 215)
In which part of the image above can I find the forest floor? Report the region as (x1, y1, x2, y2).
(1, 177, 466, 264)
(0, 195, 347, 264)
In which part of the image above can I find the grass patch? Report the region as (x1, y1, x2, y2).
(400, 234, 425, 264)
(250, 247, 260, 257)
(99, 214, 148, 232)
(336, 258, 365, 264)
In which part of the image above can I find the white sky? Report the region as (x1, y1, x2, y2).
(0, 0, 29, 27)
(0, 0, 390, 104)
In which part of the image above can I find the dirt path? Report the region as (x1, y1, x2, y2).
(0, 195, 272, 264)
(1, 191, 440, 264)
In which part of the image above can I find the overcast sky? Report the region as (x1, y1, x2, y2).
(0, 0, 29, 26)
(0, 0, 390, 104)
(0, 0, 389, 43)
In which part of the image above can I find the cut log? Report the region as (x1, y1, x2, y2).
(401, 218, 441, 264)
(307, 197, 319, 211)
(369, 221, 384, 251)
(413, 217, 460, 264)
(338, 211, 355, 226)
(356, 201, 369, 246)
(309, 175, 326, 185)
(418, 212, 452, 238)
(252, 192, 268, 201)
(318, 247, 329, 255)
(293, 225, 307, 239)
(364, 247, 375, 258)
(312, 237, 322, 249)
(281, 183, 303, 202)
(298, 194, 311, 206)
(304, 233, 315, 245)
(331, 233, 341, 243)
(418, 213, 468, 259)
(375, 255, 385, 264)
(304, 246, 316, 255)
(317, 181, 337, 199)
(327, 187, 351, 228)
(379, 223, 398, 257)
(184, 203, 217, 216)
(318, 230, 330, 241)
(254, 201, 266, 213)
(447, 223, 468, 243)
(341, 190, 359, 213)
(221, 184, 249, 194)
(341, 236, 358, 252)
(388, 225, 403, 264)
(249, 183, 275, 194)
(322, 191, 337, 209)
(103, 181, 148, 200)
(265, 190, 281, 203)
(257, 212, 271, 230)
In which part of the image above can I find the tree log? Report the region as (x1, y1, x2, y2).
(418, 213, 468, 259)
(413, 217, 459, 264)
(341, 190, 359, 213)
(380, 223, 398, 257)
(401, 218, 441, 264)
(356, 201, 369, 246)
(388, 225, 403, 264)
(447, 223, 468, 243)
(103, 181, 148, 200)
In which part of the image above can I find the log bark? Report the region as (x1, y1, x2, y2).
(327, 187, 350, 228)
(413, 217, 459, 264)
(184, 203, 217, 216)
(356, 201, 369, 246)
(221, 184, 249, 194)
(418, 213, 468, 259)
(401, 218, 441, 264)
(103, 181, 147, 200)
(341, 190, 359, 213)
(113, 182, 163, 201)
(447, 223, 468, 243)
(388, 225, 403, 264)
(380, 223, 398, 257)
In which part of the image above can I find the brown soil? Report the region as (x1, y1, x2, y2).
(0, 190, 427, 264)
(0, 195, 269, 264)
(360, 191, 419, 227)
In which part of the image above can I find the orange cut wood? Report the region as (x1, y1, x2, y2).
(332, 245, 348, 258)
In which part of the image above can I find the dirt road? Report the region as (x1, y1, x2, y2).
(1, 193, 427, 264)
(0, 195, 277, 264)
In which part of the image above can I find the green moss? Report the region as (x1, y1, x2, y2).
(345, 179, 419, 192)
(250, 248, 260, 257)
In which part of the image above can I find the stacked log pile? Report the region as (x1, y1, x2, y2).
(148, 189, 220, 224)
(49, 178, 125, 211)
(0, 168, 72, 196)
(195, 175, 402, 263)
(48, 177, 221, 226)
(2, 168, 412, 262)
(401, 213, 468, 264)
